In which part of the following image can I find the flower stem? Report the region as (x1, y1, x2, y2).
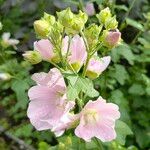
(94, 138, 104, 150)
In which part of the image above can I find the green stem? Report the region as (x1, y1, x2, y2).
(94, 138, 104, 150)
(80, 31, 90, 52)
(65, 35, 72, 69)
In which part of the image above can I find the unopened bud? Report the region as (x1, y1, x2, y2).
(57, 8, 74, 28)
(84, 24, 102, 49)
(96, 7, 111, 24)
(57, 8, 88, 35)
(105, 16, 118, 30)
(34, 20, 50, 38)
(34, 13, 55, 38)
(0, 73, 11, 81)
(23, 51, 42, 64)
(101, 29, 121, 48)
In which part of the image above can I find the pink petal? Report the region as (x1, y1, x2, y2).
(34, 39, 54, 61)
(27, 99, 53, 130)
(87, 56, 111, 74)
(95, 124, 116, 142)
(69, 35, 87, 64)
(28, 85, 56, 101)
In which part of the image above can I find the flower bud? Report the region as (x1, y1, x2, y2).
(23, 51, 42, 64)
(57, 8, 74, 28)
(34, 20, 50, 38)
(0, 73, 11, 81)
(86, 56, 111, 79)
(84, 3, 95, 16)
(67, 11, 87, 34)
(101, 29, 121, 48)
(34, 13, 55, 38)
(43, 12, 55, 25)
(105, 16, 118, 30)
(84, 24, 102, 49)
(96, 7, 111, 24)
(57, 8, 88, 35)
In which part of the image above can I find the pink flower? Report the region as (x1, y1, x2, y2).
(105, 29, 121, 48)
(27, 68, 75, 132)
(34, 39, 59, 63)
(62, 35, 87, 72)
(75, 97, 120, 142)
(84, 3, 95, 16)
(86, 56, 111, 79)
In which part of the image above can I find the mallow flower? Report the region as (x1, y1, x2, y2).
(1, 32, 19, 49)
(86, 56, 111, 79)
(75, 96, 120, 142)
(62, 35, 87, 72)
(27, 68, 75, 132)
(34, 39, 60, 63)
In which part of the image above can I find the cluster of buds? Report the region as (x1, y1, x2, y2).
(24, 7, 121, 142)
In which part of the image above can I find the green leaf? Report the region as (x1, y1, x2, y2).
(111, 64, 129, 85)
(128, 83, 145, 95)
(111, 44, 135, 65)
(126, 18, 144, 31)
(11, 79, 29, 108)
(66, 75, 99, 100)
(115, 120, 133, 145)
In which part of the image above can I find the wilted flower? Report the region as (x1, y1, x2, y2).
(84, 3, 95, 16)
(27, 68, 75, 132)
(34, 39, 60, 63)
(62, 35, 87, 72)
(75, 96, 120, 142)
(23, 51, 42, 64)
(86, 56, 111, 79)
(1, 32, 19, 49)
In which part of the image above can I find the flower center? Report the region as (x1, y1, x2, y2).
(84, 109, 99, 125)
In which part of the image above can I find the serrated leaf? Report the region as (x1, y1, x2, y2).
(111, 44, 135, 65)
(126, 18, 144, 31)
(111, 64, 129, 85)
(128, 83, 145, 95)
(115, 120, 133, 145)
(11, 79, 29, 108)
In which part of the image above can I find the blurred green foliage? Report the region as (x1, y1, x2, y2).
(0, 0, 150, 149)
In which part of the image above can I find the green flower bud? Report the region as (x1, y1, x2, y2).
(23, 51, 42, 64)
(43, 12, 55, 25)
(34, 20, 50, 38)
(84, 24, 102, 49)
(58, 142, 65, 150)
(34, 13, 55, 38)
(105, 16, 118, 30)
(57, 8, 74, 28)
(57, 8, 88, 35)
(0, 22, 2, 30)
(96, 7, 111, 24)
